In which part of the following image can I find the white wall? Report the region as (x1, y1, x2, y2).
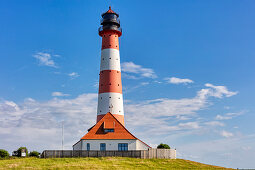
(136, 140, 150, 150)
(82, 139, 136, 150)
(73, 139, 149, 151)
(73, 140, 82, 150)
(169, 149, 176, 159)
(73, 139, 150, 151)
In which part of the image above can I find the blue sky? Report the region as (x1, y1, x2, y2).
(1, 0, 255, 168)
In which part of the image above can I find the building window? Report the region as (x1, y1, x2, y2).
(104, 129, 114, 133)
(87, 143, 90, 151)
(118, 143, 128, 151)
(100, 143, 106, 151)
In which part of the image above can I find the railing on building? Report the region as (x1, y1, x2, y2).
(98, 26, 122, 34)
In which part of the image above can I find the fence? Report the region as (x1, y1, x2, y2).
(41, 149, 176, 159)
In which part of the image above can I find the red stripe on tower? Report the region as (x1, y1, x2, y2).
(97, 7, 124, 126)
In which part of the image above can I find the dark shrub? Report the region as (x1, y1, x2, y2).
(0, 149, 10, 158)
(157, 143, 170, 149)
(29, 151, 40, 157)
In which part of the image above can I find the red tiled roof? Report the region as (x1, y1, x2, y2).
(81, 112, 136, 140)
(104, 120, 115, 129)
(77, 113, 151, 148)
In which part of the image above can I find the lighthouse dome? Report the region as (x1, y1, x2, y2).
(99, 6, 122, 37)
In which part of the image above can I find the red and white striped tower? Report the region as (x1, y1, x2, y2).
(97, 7, 124, 126)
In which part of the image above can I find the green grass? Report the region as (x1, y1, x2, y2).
(0, 157, 234, 170)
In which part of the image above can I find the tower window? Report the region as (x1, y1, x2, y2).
(118, 84, 119, 86)
(109, 58, 111, 59)
(101, 97, 102, 99)
(109, 97, 111, 98)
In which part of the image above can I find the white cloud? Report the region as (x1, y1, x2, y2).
(204, 121, 225, 127)
(165, 77, 194, 84)
(197, 83, 237, 99)
(0, 94, 97, 152)
(215, 111, 244, 120)
(52, 92, 70, 97)
(215, 114, 232, 120)
(178, 122, 200, 129)
(220, 130, 234, 138)
(68, 72, 80, 79)
(33, 52, 57, 68)
(204, 83, 238, 98)
(121, 62, 157, 79)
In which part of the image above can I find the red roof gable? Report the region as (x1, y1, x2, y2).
(81, 112, 137, 140)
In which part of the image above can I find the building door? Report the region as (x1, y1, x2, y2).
(100, 143, 106, 151)
(87, 143, 90, 151)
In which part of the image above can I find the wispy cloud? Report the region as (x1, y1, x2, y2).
(215, 111, 244, 120)
(220, 130, 234, 138)
(68, 72, 80, 79)
(165, 77, 194, 84)
(52, 92, 70, 97)
(33, 52, 57, 68)
(204, 121, 225, 127)
(125, 83, 237, 135)
(121, 62, 157, 79)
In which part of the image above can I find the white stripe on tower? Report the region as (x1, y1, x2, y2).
(100, 49, 120, 71)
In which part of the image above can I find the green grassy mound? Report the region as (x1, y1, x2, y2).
(0, 157, 233, 169)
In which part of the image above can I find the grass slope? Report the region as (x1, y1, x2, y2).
(0, 157, 233, 169)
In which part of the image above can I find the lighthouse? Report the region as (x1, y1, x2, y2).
(73, 7, 150, 151)
(97, 6, 124, 126)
